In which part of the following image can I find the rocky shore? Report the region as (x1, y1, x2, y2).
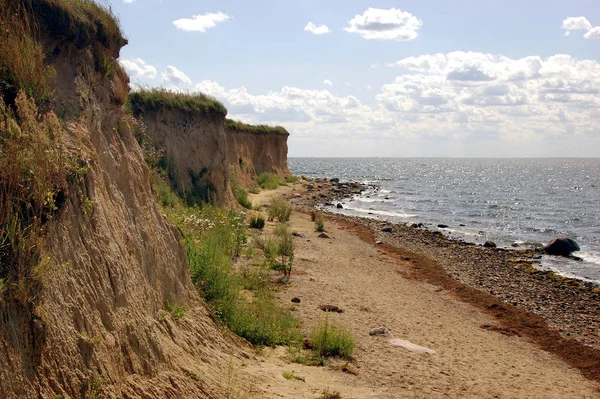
(290, 178, 600, 353)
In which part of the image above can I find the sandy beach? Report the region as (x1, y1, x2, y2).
(237, 181, 600, 398)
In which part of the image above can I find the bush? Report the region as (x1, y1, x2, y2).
(273, 224, 294, 278)
(248, 185, 260, 194)
(309, 315, 355, 359)
(314, 213, 325, 232)
(256, 172, 285, 190)
(249, 214, 265, 230)
(235, 187, 252, 209)
(268, 198, 293, 222)
(285, 176, 299, 184)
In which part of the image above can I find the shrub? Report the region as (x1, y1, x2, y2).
(309, 315, 355, 359)
(256, 172, 285, 190)
(268, 198, 293, 222)
(314, 213, 325, 232)
(285, 176, 299, 184)
(164, 299, 186, 321)
(235, 187, 252, 209)
(273, 224, 294, 278)
(249, 214, 265, 230)
(248, 185, 260, 194)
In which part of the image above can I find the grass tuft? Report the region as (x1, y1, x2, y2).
(234, 187, 252, 209)
(267, 198, 293, 223)
(257, 172, 285, 190)
(309, 315, 355, 359)
(249, 214, 265, 230)
(314, 213, 325, 232)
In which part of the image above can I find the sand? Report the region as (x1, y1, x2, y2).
(237, 185, 600, 398)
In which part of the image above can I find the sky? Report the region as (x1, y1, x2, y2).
(112, 0, 600, 157)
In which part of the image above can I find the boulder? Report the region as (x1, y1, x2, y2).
(318, 232, 330, 239)
(381, 226, 393, 233)
(330, 178, 340, 183)
(438, 224, 449, 228)
(291, 297, 301, 303)
(544, 238, 580, 257)
(483, 241, 497, 248)
(336, 203, 343, 209)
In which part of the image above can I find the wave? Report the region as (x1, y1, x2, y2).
(339, 204, 418, 219)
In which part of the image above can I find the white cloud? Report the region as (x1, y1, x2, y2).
(561, 16, 592, 35)
(124, 0, 136, 3)
(119, 58, 157, 79)
(192, 52, 599, 154)
(173, 12, 231, 32)
(344, 8, 422, 41)
(324, 80, 333, 87)
(162, 65, 192, 86)
(304, 22, 331, 35)
(584, 26, 600, 39)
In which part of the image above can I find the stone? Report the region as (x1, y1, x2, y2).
(375, 240, 384, 245)
(319, 304, 343, 313)
(437, 224, 449, 228)
(483, 241, 497, 248)
(544, 238, 580, 257)
(330, 178, 340, 183)
(336, 203, 343, 209)
(318, 232, 330, 239)
(369, 327, 389, 336)
(292, 232, 307, 238)
(511, 242, 520, 247)
(291, 297, 301, 303)
(381, 227, 393, 233)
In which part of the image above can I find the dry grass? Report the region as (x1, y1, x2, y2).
(0, 91, 81, 304)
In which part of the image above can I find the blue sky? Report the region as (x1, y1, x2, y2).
(113, 0, 600, 157)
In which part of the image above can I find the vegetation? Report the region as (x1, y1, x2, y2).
(267, 198, 293, 223)
(257, 172, 285, 190)
(314, 213, 325, 232)
(282, 371, 305, 382)
(309, 315, 355, 359)
(164, 299, 186, 321)
(285, 175, 299, 184)
(234, 187, 252, 209)
(129, 88, 226, 116)
(249, 214, 265, 230)
(0, 91, 86, 305)
(248, 185, 261, 194)
(225, 119, 289, 136)
(318, 390, 342, 399)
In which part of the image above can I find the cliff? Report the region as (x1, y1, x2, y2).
(129, 90, 233, 206)
(0, 2, 236, 397)
(225, 119, 291, 188)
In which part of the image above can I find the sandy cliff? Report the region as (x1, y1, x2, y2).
(226, 120, 291, 188)
(0, 3, 236, 398)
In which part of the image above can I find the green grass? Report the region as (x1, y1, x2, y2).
(152, 178, 300, 347)
(249, 214, 265, 230)
(314, 213, 325, 232)
(285, 175, 299, 184)
(235, 187, 252, 209)
(257, 172, 285, 190)
(129, 88, 226, 116)
(309, 315, 355, 359)
(164, 299, 186, 321)
(225, 119, 289, 136)
(267, 198, 293, 223)
(282, 371, 305, 382)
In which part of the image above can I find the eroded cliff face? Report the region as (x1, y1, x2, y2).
(0, 6, 235, 399)
(134, 107, 233, 206)
(226, 127, 291, 188)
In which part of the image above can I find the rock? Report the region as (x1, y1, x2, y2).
(437, 224, 449, 228)
(375, 241, 384, 245)
(411, 223, 419, 228)
(292, 193, 301, 198)
(369, 327, 389, 336)
(544, 238, 580, 257)
(306, 184, 314, 190)
(292, 232, 307, 238)
(483, 241, 497, 248)
(291, 297, 301, 303)
(330, 178, 340, 183)
(336, 203, 343, 209)
(324, 202, 333, 206)
(459, 224, 466, 227)
(318, 232, 330, 239)
(319, 304, 343, 313)
(511, 242, 520, 247)
(381, 227, 393, 233)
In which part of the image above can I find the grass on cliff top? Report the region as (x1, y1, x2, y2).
(129, 88, 227, 116)
(28, 0, 126, 48)
(225, 119, 289, 136)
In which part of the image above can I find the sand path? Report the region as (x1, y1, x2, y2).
(241, 187, 599, 398)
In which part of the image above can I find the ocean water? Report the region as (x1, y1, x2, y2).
(289, 158, 600, 283)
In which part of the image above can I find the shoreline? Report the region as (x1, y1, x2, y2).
(288, 178, 600, 380)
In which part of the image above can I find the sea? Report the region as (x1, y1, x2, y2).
(289, 158, 600, 284)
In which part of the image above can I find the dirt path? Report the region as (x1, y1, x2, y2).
(241, 187, 600, 398)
